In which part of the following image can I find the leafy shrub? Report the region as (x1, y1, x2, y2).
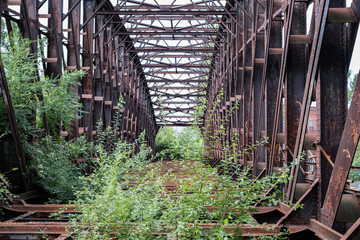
(0, 21, 85, 198)
(71, 132, 156, 239)
(25, 136, 93, 203)
(69, 132, 291, 239)
(0, 174, 15, 206)
(0, 22, 85, 139)
(155, 127, 204, 160)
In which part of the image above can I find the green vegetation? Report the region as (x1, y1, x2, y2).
(25, 136, 93, 203)
(0, 174, 15, 205)
(67, 88, 290, 238)
(68, 131, 291, 239)
(0, 23, 84, 139)
(348, 71, 359, 104)
(155, 126, 204, 160)
(0, 21, 85, 200)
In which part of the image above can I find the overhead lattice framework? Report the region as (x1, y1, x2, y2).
(109, 0, 229, 126)
(1, 0, 360, 239)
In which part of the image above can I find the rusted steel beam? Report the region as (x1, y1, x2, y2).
(287, 0, 332, 201)
(151, 95, 206, 97)
(131, 48, 218, 52)
(157, 124, 195, 126)
(67, 0, 81, 138)
(97, 10, 236, 15)
(140, 54, 214, 58)
(123, 16, 209, 20)
(82, 0, 96, 141)
(285, 2, 307, 182)
(120, 5, 225, 10)
(154, 101, 200, 105)
(116, 32, 224, 36)
(158, 116, 195, 118)
(45, 0, 63, 77)
(2, 204, 78, 213)
(151, 87, 206, 90)
(146, 80, 208, 83)
(251, 0, 266, 177)
(0, 222, 68, 235)
(142, 64, 211, 68)
(268, 0, 299, 174)
(320, 74, 360, 227)
(327, 7, 358, 23)
(153, 108, 197, 111)
(308, 219, 343, 240)
(93, 14, 105, 127)
(341, 217, 360, 239)
(264, 1, 282, 171)
(145, 71, 207, 74)
(317, 0, 348, 213)
(133, 36, 216, 40)
(0, 221, 309, 236)
(242, 0, 253, 167)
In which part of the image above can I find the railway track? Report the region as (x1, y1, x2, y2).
(1, 161, 359, 239)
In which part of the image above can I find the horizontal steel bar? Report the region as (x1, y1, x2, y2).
(154, 101, 201, 104)
(151, 87, 206, 89)
(145, 71, 208, 74)
(97, 10, 236, 15)
(120, 6, 225, 10)
(157, 116, 195, 118)
(116, 32, 224, 36)
(146, 80, 208, 83)
(151, 94, 206, 97)
(140, 55, 214, 59)
(142, 64, 211, 68)
(153, 108, 197, 111)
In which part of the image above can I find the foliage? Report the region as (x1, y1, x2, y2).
(347, 70, 359, 104)
(38, 71, 84, 135)
(0, 21, 85, 200)
(349, 143, 360, 182)
(155, 126, 204, 161)
(64, 122, 291, 239)
(70, 131, 155, 239)
(0, 25, 37, 138)
(155, 127, 177, 156)
(69, 136, 291, 239)
(0, 174, 15, 206)
(25, 136, 93, 203)
(0, 21, 85, 139)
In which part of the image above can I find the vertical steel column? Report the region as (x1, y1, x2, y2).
(318, 0, 347, 207)
(46, 0, 63, 77)
(284, 3, 307, 179)
(265, 1, 282, 171)
(94, 14, 105, 127)
(318, 0, 348, 227)
(252, 0, 265, 176)
(82, 0, 96, 140)
(67, 0, 81, 138)
(242, 0, 253, 167)
(321, 73, 360, 227)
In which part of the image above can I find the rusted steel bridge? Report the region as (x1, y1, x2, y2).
(1, 0, 360, 239)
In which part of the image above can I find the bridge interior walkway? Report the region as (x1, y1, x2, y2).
(0, 0, 360, 239)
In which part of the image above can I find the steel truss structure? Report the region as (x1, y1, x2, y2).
(1, 0, 360, 238)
